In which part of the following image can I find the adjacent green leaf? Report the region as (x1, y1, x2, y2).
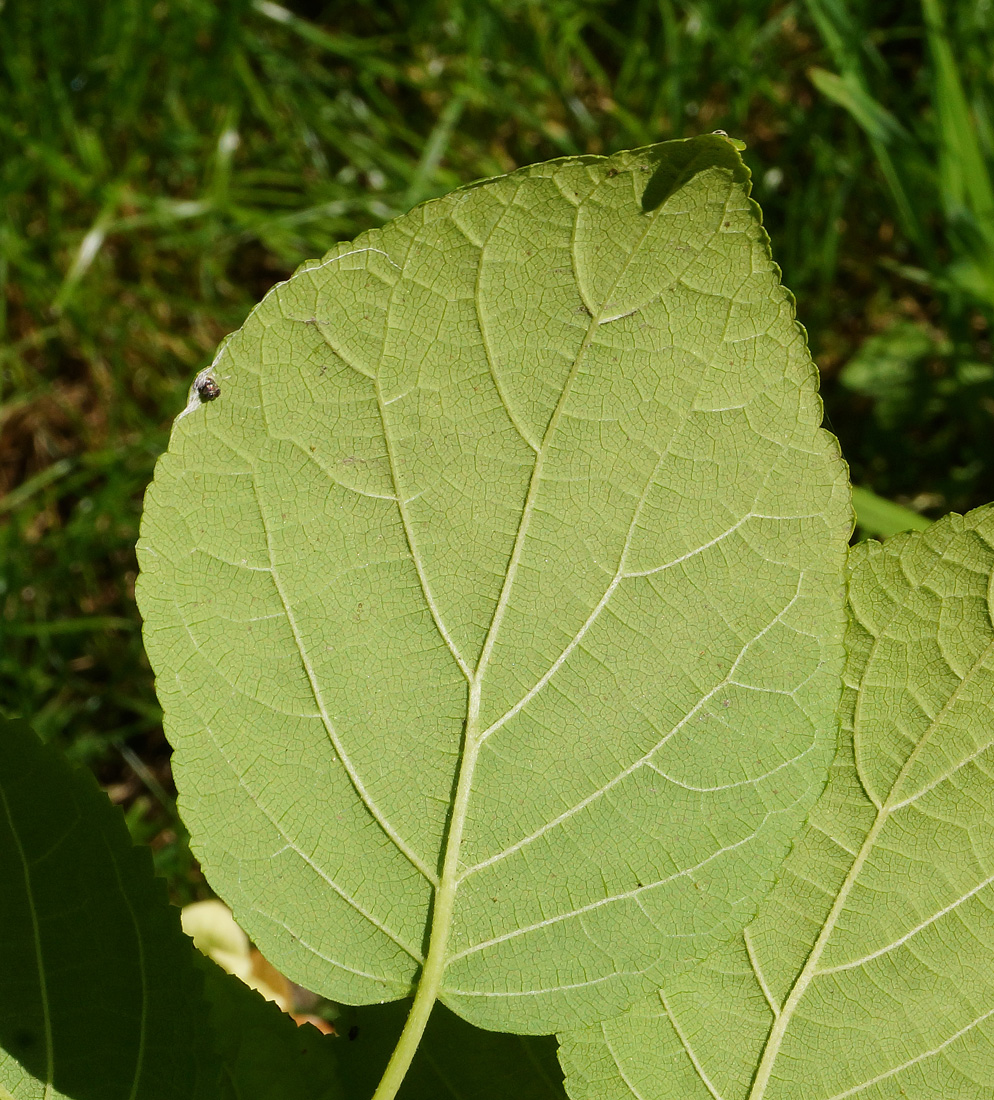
(0, 716, 345, 1100)
(560, 505, 994, 1099)
(136, 134, 851, 1040)
(0, 717, 213, 1099)
(336, 1000, 566, 1099)
(196, 955, 343, 1100)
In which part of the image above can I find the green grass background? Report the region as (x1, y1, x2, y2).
(2, 0, 992, 897)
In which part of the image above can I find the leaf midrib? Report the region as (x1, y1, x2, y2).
(369, 163, 728, 1099)
(368, 182, 623, 1093)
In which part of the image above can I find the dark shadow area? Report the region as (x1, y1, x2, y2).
(639, 134, 751, 213)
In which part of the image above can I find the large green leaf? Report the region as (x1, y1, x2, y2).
(136, 134, 850, 1043)
(559, 505, 994, 1099)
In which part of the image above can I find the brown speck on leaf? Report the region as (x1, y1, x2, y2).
(197, 377, 220, 401)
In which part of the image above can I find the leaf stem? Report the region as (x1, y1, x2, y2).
(370, 688, 483, 1100)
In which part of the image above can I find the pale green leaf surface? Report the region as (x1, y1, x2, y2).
(137, 135, 850, 1035)
(559, 506, 994, 1099)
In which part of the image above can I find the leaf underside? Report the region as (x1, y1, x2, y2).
(137, 134, 850, 1037)
(559, 506, 994, 1099)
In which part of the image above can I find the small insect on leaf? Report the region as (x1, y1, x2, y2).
(197, 377, 221, 402)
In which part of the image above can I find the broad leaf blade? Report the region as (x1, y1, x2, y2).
(0, 717, 212, 1099)
(137, 134, 850, 1034)
(560, 506, 994, 1098)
